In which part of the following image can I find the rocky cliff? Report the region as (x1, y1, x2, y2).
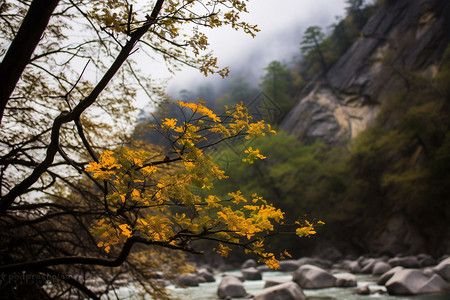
(282, 0, 450, 145)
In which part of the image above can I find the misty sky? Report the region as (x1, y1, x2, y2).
(165, 0, 349, 95)
(134, 0, 358, 109)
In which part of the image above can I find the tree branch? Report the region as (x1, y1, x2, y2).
(0, 236, 184, 273)
(0, 0, 167, 215)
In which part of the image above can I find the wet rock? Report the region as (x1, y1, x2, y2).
(372, 261, 392, 275)
(197, 268, 215, 282)
(341, 260, 361, 273)
(254, 282, 306, 300)
(242, 267, 262, 281)
(217, 275, 247, 299)
(297, 257, 332, 269)
(278, 260, 301, 272)
(177, 274, 200, 287)
(433, 257, 450, 281)
(418, 274, 450, 294)
(360, 258, 378, 273)
(335, 273, 357, 287)
(222, 273, 245, 282)
(241, 259, 257, 269)
(293, 264, 337, 289)
(256, 265, 272, 273)
(388, 256, 421, 268)
(418, 254, 437, 267)
(356, 284, 370, 295)
(377, 266, 404, 285)
(385, 268, 450, 295)
(264, 279, 285, 288)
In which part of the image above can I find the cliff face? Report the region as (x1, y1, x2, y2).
(282, 0, 450, 145)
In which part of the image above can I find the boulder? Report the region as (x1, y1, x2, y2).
(242, 259, 257, 269)
(418, 254, 437, 267)
(385, 268, 450, 295)
(222, 273, 244, 282)
(335, 273, 357, 287)
(177, 274, 200, 287)
(217, 276, 247, 299)
(372, 261, 392, 275)
(264, 279, 285, 288)
(377, 266, 403, 285)
(257, 265, 272, 273)
(341, 260, 361, 273)
(360, 258, 378, 274)
(254, 282, 306, 300)
(242, 267, 262, 281)
(297, 257, 332, 269)
(419, 274, 450, 294)
(197, 268, 215, 282)
(356, 284, 370, 295)
(388, 256, 420, 268)
(433, 257, 450, 281)
(278, 260, 301, 272)
(293, 264, 337, 289)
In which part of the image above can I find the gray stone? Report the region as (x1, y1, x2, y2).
(197, 268, 215, 282)
(282, 0, 450, 150)
(217, 276, 247, 299)
(342, 260, 361, 273)
(254, 282, 306, 300)
(292, 264, 337, 289)
(377, 266, 403, 285)
(360, 258, 378, 274)
(372, 261, 392, 275)
(385, 269, 450, 295)
(335, 273, 357, 287)
(356, 284, 370, 295)
(177, 274, 200, 287)
(242, 259, 257, 269)
(278, 260, 301, 272)
(242, 267, 262, 281)
(418, 254, 437, 267)
(264, 279, 285, 288)
(419, 274, 450, 294)
(388, 256, 421, 268)
(256, 265, 272, 273)
(297, 257, 332, 269)
(433, 257, 450, 281)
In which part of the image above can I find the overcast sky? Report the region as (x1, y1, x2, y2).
(166, 1, 348, 92)
(135, 0, 351, 109)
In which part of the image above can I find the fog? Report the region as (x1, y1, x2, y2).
(166, 0, 348, 97)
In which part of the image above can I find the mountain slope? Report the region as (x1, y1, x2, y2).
(282, 0, 450, 145)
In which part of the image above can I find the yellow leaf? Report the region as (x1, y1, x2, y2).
(119, 224, 132, 238)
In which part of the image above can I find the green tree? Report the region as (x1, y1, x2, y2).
(259, 61, 294, 116)
(345, 0, 367, 28)
(300, 26, 328, 76)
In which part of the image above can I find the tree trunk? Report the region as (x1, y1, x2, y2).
(0, 0, 60, 123)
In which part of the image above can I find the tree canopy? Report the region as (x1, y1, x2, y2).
(0, 1, 318, 299)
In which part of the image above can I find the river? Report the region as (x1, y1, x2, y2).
(168, 270, 450, 300)
(110, 270, 450, 299)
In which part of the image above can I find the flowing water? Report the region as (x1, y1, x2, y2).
(167, 270, 450, 300)
(108, 270, 450, 299)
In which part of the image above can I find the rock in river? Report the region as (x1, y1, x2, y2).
(292, 264, 337, 289)
(254, 282, 306, 300)
(217, 275, 247, 299)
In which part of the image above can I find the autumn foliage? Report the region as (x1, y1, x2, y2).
(85, 100, 319, 269)
(0, 1, 320, 299)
